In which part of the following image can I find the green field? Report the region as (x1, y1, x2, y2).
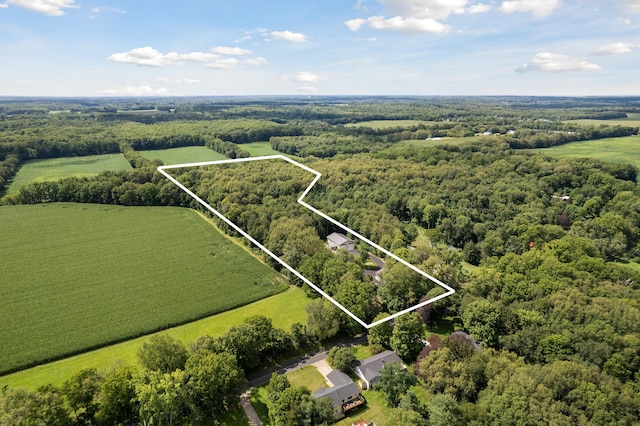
(241, 141, 284, 157)
(566, 113, 640, 126)
(287, 366, 327, 392)
(139, 146, 227, 164)
(6, 154, 131, 195)
(345, 120, 436, 129)
(0, 203, 288, 375)
(0, 286, 309, 390)
(532, 135, 640, 168)
(397, 136, 478, 147)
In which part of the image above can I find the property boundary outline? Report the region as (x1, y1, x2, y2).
(158, 155, 455, 329)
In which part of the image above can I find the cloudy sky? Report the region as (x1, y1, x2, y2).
(1, 0, 639, 96)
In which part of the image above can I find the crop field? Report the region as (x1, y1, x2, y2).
(0, 286, 309, 390)
(532, 135, 640, 168)
(6, 154, 131, 195)
(0, 203, 288, 375)
(139, 146, 227, 164)
(344, 119, 436, 129)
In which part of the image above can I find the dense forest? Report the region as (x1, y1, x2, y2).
(1, 96, 640, 424)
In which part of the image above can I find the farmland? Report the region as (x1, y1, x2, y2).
(6, 153, 131, 195)
(532, 135, 640, 168)
(345, 119, 435, 129)
(139, 146, 227, 164)
(0, 203, 288, 374)
(241, 141, 286, 157)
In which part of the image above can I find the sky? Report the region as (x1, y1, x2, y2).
(1, 0, 640, 97)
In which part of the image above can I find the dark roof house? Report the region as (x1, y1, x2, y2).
(313, 370, 364, 419)
(354, 350, 404, 390)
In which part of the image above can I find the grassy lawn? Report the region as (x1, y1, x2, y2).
(0, 286, 309, 390)
(139, 146, 227, 164)
(251, 387, 272, 426)
(287, 366, 327, 392)
(335, 390, 395, 426)
(240, 141, 283, 157)
(6, 154, 131, 195)
(398, 136, 482, 147)
(344, 120, 437, 129)
(531, 135, 640, 168)
(0, 203, 290, 376)
(565, 113, 640, 126)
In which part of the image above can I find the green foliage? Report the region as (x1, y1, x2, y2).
(461, 300, 502, 347)
(138, 335, 188, 373)
(61, 368, 103, 424)
(427, 394, 462, 426)
(0, 386, 71, 425)
(327, 347, 357, 373)
(376, 363, 417, 407)
(305, 299, 340, 342)
(266, 374, 332, 426)
(390, 312, 425, 361)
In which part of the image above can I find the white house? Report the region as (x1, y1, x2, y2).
(354, 350, 404, 390)
(327, 232, 356, 252)
(313, 370, 364, 419)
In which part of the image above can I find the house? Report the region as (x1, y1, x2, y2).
(327, 232, 356, 252)
(313, 370, 365, 419)
(355, 350, 404, 390)
(351, 421, 376, 426)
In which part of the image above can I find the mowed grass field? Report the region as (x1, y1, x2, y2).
(6, 154, 131, 195)
(241, 141, 284, 157)
(344, 119, 437, 129)
(532, 135, 640, 168)
(0, 203, 288, 375)
(566, 113, 640, 126)
(139, 146, 227, 164)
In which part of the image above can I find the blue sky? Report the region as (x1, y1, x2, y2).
(1, 0, 639, 96)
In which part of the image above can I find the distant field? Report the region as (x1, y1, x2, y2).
(345, 119, 436, 129)
(0, 203, 287, 374)
(0, 286, 309, 390)
(241, 141, 284, 157)
(532, 135, 640, 168)
(566, 113, 640, 126)
(6, 154, 131, 195)
(139, 146, 226, 164)
(397, 136, 478, 147)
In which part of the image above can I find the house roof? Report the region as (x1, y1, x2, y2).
(327, 232, 353, 246)
(356, 350, 403, 383)
(313, 370, 359, 407)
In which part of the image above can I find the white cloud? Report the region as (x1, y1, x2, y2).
(468, 3, 492, 14)
(295, 71, 323, 82)
(298, 86, 319, 93)
(97, 85, 169, 96)
(271, 30, 307, 43)
(499, 0, 562, 18)
(108, 47, 220, 67)
(89, 6, 125, 19)
(205, 58, 239, 70)
(516, 51, 601, 73)
(243, 57, 268, 65)
(378, 0, 468, 19)
(157, 77, 200, 84)
(0, 3, 8, 9)
(211, 46, 251, 56)
(5, 0, 77, 16)
(616, 0, 640, 13)
(364, 15, 451, 33)
(592, 42, 636, 56)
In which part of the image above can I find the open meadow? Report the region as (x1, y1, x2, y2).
(0, 203, 288, 375)
(240, 141, 285, 157)
(565, 113, 640, 126)
(397, 136, 479, 147)
(139, 146, 226, 164)
(344, 119, 436, 129)
(532, 135, 640, 168)
(6, 154, 131, 195)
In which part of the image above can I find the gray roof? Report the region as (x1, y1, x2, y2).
(356, 350, 403, 383)
(313, 370, 359, 407)
(327, 232, 353, 246)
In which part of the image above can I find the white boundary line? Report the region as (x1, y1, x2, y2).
(158, 155, 455, 329)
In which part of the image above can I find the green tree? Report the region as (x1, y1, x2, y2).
(390, 312, 425, 361)
(61, 368, 103, 424)
(462, 299, 501, 347)
(135, 369, 187, 426)
(306, 299, 340, 342)
(327, 346, 357, 373)
(95, 365, 138, 425)
(427, 394, 462, 426)
(138, 335, 188, 373)
(377, 363, 417, 407)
